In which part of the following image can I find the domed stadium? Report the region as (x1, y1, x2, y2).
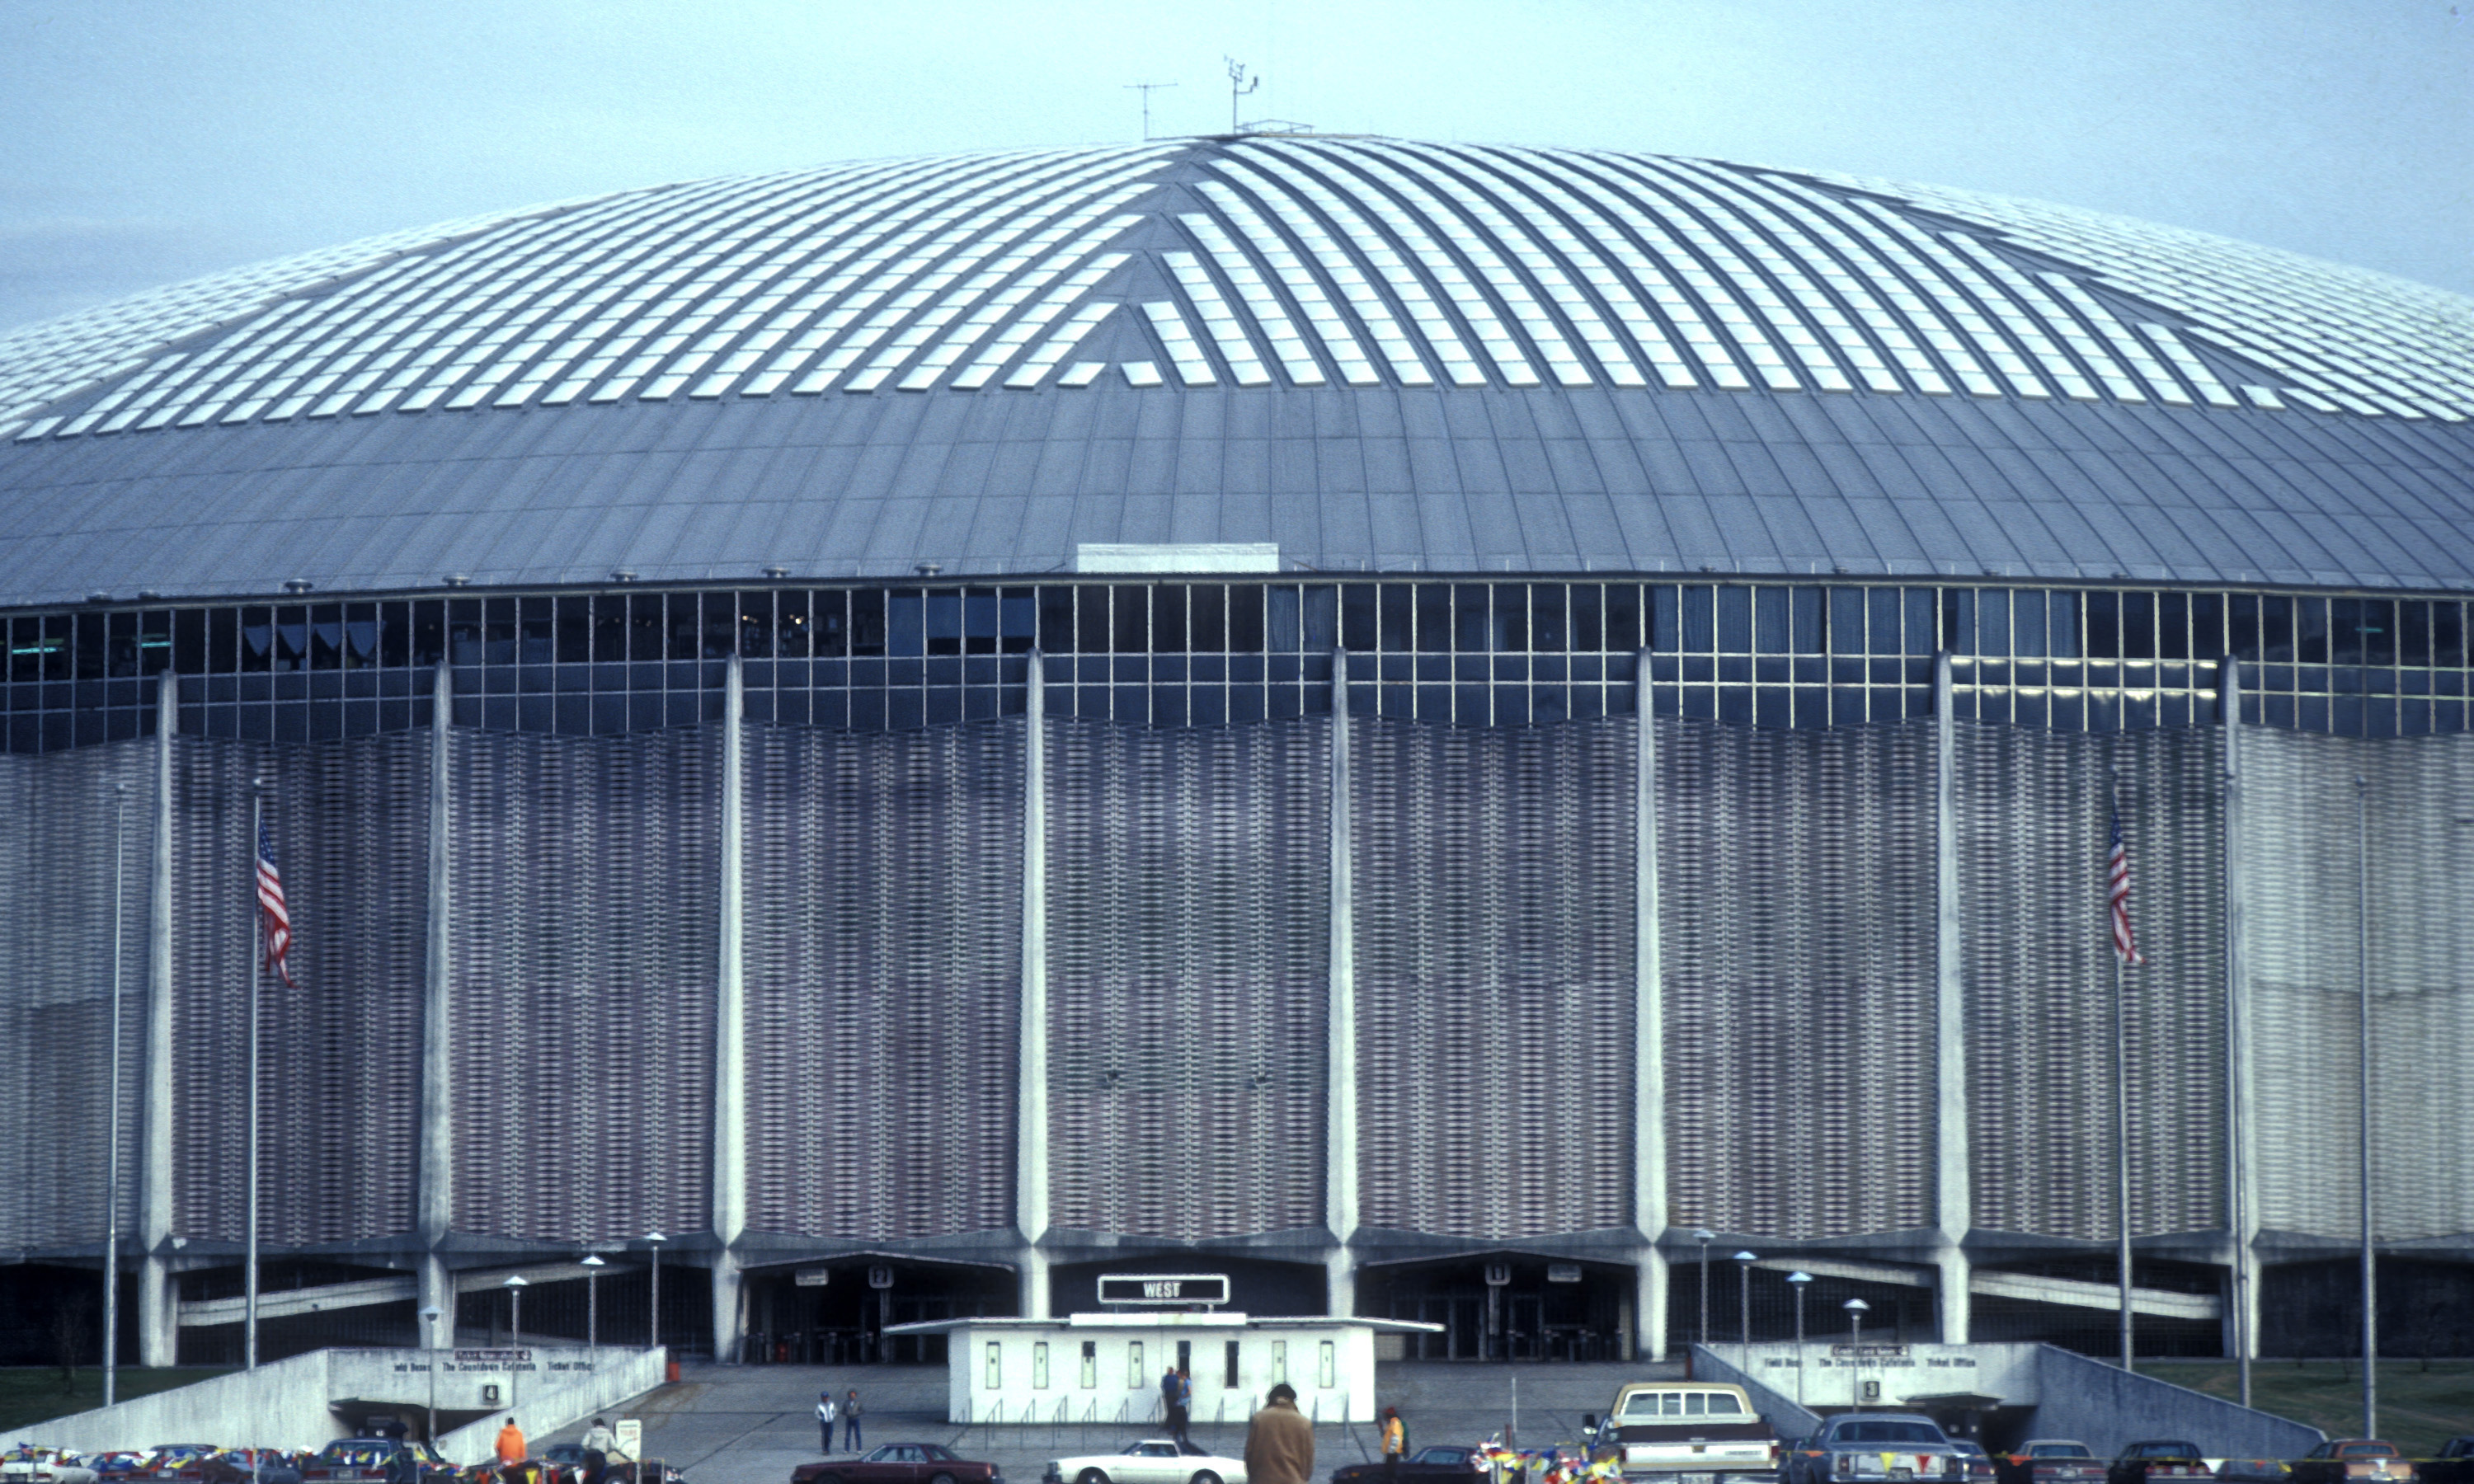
(0, 136, 2467, 1375)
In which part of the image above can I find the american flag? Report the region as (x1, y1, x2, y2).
(256, 822, 294, 988)
(2107, 806, 2143, 966)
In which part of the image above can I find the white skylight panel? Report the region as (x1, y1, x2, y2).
(1229, 151, 1465, 385)
(896, 217, 1140, 392)
(1178, 209, 1327, 386)
(1346, 145, 1589, 385)
(1006, 300, 1118, 389)
(2040, 275, 2189, 405)
(1938, 236, 2110, 400)
(2136, 322, 2240, 408)
(1121, 360, 1164, 387)
(954, 252, 1131, 390)
(1164, 252, 1272, 387)
(1056, 360, 1105, 388)
(1141, 301, 1216, 387)
(1197, 173, 1386, 384)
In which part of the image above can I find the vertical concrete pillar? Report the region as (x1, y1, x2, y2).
(418, 662, 455, 1349)
(2222, 657, 2260, 1380)
(1634, 656, 1669, 1359)
(1016, 654, 1051, 1318)
(137, 669, 178, 1367)
(1325, 651, 1358, 1319)
(711, 655, 747, 1361)
(1934, 654, 1972, 1342)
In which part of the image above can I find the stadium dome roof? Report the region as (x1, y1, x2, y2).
(0, 136, 2469, 607)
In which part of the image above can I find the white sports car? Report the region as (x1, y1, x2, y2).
(1043, 1441, 1247, 1484)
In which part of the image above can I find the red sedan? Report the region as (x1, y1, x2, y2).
(791, 1446, 1004, 1484)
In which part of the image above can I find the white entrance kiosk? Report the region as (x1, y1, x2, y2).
(888, 1273, 1439, 1426)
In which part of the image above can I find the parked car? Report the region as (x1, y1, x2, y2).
(1950, 1444, 1997, 1482)
(1778, 1416, 1965, 1484)
(2107, 1444, 2212, 1484)
(536, 1445, 682, 1484)
(149, 1453, 228, 1484)
(1331, 1448, 1487, 1484)
(1999, 1441, 2104, 1484)
(299, 1443, 448, 1484)
(793, 1445, 1005, 1484)
(2214, 1463, 2291, 1484)
(2, 1451, 97, 1484)
(199, 1452, 305, 1484)
(1592, 1383, 1778, 1482)
(2422, 1439, 2474, 1484)
(2291, 1444, 2414, 1484)
(1043, 1441, 1246, 1484)
(88, 1456, 153, 1484)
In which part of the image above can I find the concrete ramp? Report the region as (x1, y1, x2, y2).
(0, 1345, 666, 1458)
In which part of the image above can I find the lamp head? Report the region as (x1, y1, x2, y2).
(581, 1254, 606, 1269)
(1842, 1297, 1870, 1313)
(646, 1230, 667, 1244)
(1692, 1228, 1716, 1243)
(503, 1274, 529, 1289)
(1786, 1271, 1813, 1287)
(1733, 1250, 1757, 1263)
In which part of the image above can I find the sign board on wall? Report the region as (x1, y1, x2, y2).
(795, 1268, 830, 1287)
(1097, 1274, 1231, 1307)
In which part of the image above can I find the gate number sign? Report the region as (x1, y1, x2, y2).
(1098, 1273, 1230, 1307)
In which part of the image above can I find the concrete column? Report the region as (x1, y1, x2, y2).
(1015, 654, 1051, 1318)
(1933, 654, 1972, 1343)
(710, 655, 747, 1361)
(1325, 651, 1358, 1319)
(2222, 657, 2260, 1374)
(1633, 655, 1669, 1359)
(137, 669, 178, 1367)
(418, 662, 455, 1350)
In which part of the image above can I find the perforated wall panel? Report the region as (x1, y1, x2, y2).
(449, 726, 716, 1242)
(1659, 717, 1935, 1241)
(171, 734, 425, 1245)
(2243, 728, 2474, 1242)
(0, 740, 153, 1252)
(741, 720, 1022, 1240)
(1958, 725, 2227, 1241)
(1045, 716, 1329, 1242)
(1352, 715, 1633, 1241)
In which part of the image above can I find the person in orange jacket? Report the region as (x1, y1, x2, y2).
(495, 1418, 527, 1468)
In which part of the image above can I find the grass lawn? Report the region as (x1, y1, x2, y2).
(0, 1367, 233, 1432)
(2147, 1361, 2474, 1455)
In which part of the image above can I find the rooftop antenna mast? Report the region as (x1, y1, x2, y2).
(1124, 80, 1178, 142)
(1225, 57, 1260, 134)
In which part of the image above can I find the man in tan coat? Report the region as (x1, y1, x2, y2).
(1244, 1383, 1315, 1484)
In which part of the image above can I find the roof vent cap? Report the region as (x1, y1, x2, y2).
(442, 574, 471, 588)
(762, 565, 789, 580)
(86, 590, 111, 604)
(282, 578, 314, 594)
(611, 570, 637, 584)
(915, 561, 943, 576)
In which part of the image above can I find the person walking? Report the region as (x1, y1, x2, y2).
(1380, 1407, 1406, 1484)
(1161, 1366, 1182, 1439)
(493, 1417, 526, 1472)
(1174, 1365, 1196, 1450)
(816, 1390, 839, 1453)
(843, 1388, 865, 1453)
(1244, 1383, 1315, 1484)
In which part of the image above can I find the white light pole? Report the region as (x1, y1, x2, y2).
(1843, 1298, 1870, 1412)
(506, 1274, 529, 1412)
(1733, 1252, 1757, 1351)
(646, 1232, 666, 1352)
(1693, 1229, 1716, 1348)
(1786, 1272, 1813, 1405)
(582, 1254, 606, 1349)
(246, 776, 266, 1372)
(104, 781, 129, 1407)
(419, 1303, 442, 1443)
(2356, 774, 2376, 1439)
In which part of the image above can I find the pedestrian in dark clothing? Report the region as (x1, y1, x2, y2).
(843, 1388, 865, 1452)
(1174, 1366, 1196, 1449)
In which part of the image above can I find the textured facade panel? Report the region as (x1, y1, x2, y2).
(449, 726, 716, 1242)
(171, 733, 425, 1245)
(2243, 727, 2474, 1242)
(1959, 724, 2227, 1241)
(1046, 715, 1329, 1241)
(1352, 715, 1633, 1240)
(0, 740, 153, 1252)
(741, 720, 1023, 1240)
(1660, 717, 1936, 1240)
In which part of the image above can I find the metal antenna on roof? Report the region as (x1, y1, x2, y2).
(1225, 57, 1260, 134)
(1124, 81, 1179, 142)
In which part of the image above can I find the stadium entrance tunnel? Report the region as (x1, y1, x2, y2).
(1049, 1254, 1327, 1318)
(1360, 1252, 1634, 1360)
(740, 1253, 1015, 1364)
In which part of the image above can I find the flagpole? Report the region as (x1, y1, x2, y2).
(2111, 768, 2133, 1372)
(247, 778, 263, 1372)
(2357, 774, 2374, 1439)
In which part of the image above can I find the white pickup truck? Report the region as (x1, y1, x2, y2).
(1585, 1382, 1780, 1482)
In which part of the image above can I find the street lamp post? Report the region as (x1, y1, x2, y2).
(1843, 1298, 1870, 1413)
(104, 781, 129, 1407)
(419, 1303, 442, 1442)
(1786, 1272, 1813, 1405)
(1693, 1229, 1715, 1348)
(646, 1232, 667, 1352)
(2356, 775, 2376, 1439)
(505, 1275, 529, 1412)
(582, 1254, 606, 1349)
(1733, 1252, 1758, 1350)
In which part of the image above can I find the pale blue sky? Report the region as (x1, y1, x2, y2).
(1, 0, 2467, 331)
